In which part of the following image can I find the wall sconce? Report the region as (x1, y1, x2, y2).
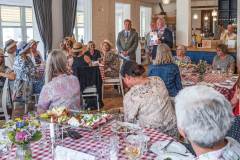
(213, 17, 217, 21)
(204, 15, 209, 21)
(193, 13, 198, 20)
(212, 10, 217, 17)
(162, 0, 170, 5)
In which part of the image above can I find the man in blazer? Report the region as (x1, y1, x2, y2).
(151, 17, 173, 60)
(117, 19, 138, 62)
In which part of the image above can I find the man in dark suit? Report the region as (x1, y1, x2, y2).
(151, 17, 173, 60)
(117, 19, 138, 62)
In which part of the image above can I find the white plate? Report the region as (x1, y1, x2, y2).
(182, 81, 195, 86)
(155, 152, 194, 160)
(150, 140, 188, 155)
(111, 121, 141, 134)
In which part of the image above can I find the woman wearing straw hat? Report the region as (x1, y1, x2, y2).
(101, 39, 120, 78)
(4, 39, 17, 70)
(28, 39, 43, 66)
(71, 42, 91, 72)
(12, 41, 36, 115)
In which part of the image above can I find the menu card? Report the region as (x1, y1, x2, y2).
(55, 146, 96, 160)
(149, 31, 158, 46)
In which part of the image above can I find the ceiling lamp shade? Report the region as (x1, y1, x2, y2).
(212, 10, 217, 17)
(204, 15, 209, 21)
(193, 13, 198, 20)
(162, 0, 170, 5)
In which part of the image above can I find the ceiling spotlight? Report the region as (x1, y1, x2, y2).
(162, 0, 170, 5)
(193, 13, 198, 20)
(212, 10, 217, 17)
(204, 16, 209, 21)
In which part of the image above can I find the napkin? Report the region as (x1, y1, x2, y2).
(55, 146, 96, 160)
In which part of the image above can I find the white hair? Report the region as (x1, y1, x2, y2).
(175, 85, 233, 148)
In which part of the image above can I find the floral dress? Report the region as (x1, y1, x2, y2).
(103, 51, 120, 78)
(13, 55, 36, 101)
(123, 76, 177, 138)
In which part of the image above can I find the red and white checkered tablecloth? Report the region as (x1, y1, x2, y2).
(182, 73, 235, 100)
(0, 125, 172, 160)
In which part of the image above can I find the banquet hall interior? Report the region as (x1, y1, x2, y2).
(0, 0, 240, 159)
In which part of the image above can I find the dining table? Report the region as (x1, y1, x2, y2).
(181, 70, 238, 100)
(0, 123, 173, 160)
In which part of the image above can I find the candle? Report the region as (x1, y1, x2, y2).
(50, 117, 55, 140)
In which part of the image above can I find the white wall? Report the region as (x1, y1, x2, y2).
(191, 10, 201, 34)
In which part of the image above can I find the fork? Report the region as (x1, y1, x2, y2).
(162, 139, 174, 152)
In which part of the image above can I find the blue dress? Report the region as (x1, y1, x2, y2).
(148, 63, 182, 97)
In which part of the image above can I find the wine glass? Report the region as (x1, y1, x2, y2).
(125, 142, 142, 160)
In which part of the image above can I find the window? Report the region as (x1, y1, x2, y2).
(74, 0, 92, 43)
(115, 3, 131, 40)
(0, 5, 33, 48)
(140, 6, 152, 37)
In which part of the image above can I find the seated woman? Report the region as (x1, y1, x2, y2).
(37, 50, 81, 113)
(71, 42, 91, 74)
(0, 49, 15, 105)
(84, 41, 101, 61)
(121, 61, 177, 137)
(29, 39, 43, 66)
(175, 86, 240, 159)
(173, 45, 191, 65)
(101, 40, 120, 78)
(212, 44, 235, 72)
(13, 41, 35, 101)
(148, 44, 182, 97)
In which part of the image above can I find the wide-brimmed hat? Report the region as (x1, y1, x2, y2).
(101, 39, 113, 49)
(72, 42, 83, 53)
(16, 41, 31, 55)
(28, 39, 39, 47)
(4, 39, 17, 52)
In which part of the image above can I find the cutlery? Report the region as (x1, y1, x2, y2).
(167, 151, 189, 157)
(162, 139, 174, 152)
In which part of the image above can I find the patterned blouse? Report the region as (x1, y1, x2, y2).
(173, 56, 191, 65)
(13, 55, 36, 100)
(196, 137, 240, 160)
(103, 51, 120, 78)
(123, 76, 177, 137)
(38, 74, 81, 111)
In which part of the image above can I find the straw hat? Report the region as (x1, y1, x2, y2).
(72, 42, 83, 53)
(4, 39, 17, 52)
(28, 39, 39, 47)
(16, 41, 31, 55)
(101, 39, 113, 49)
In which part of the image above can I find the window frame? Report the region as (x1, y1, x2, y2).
(140, 5, 152, 38)
(0, 4, 33, 48)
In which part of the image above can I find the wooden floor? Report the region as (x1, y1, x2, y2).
(102, 86, 123, 110)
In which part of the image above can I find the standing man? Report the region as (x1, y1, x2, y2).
(151, 17, 173, 60)
(4, 39, 17, 70)
(117, 19, 138, 62)
(156, 17, 173, 48)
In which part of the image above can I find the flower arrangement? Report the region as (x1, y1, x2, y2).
(197, 60, 207, 75)
(4, 116, 42, 160)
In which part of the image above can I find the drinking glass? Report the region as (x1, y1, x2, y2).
(125, 141, 142, 160)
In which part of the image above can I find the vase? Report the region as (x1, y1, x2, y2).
(198, 73, 204, 82)
(16, 144, 32, 160)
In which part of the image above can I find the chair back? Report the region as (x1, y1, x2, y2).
(1, 78, 10, 120)
(73, 66, 102, 92)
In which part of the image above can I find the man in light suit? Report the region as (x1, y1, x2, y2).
(117, 19, 138, 62)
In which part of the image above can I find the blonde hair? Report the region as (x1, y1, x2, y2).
(45, 49, 68, 83)
(87, 41, 95, 50)
(153, 43, 173, 65)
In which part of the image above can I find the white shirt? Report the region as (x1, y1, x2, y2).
(4, 52, 16, 70)
(196, 137, 240, 160)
